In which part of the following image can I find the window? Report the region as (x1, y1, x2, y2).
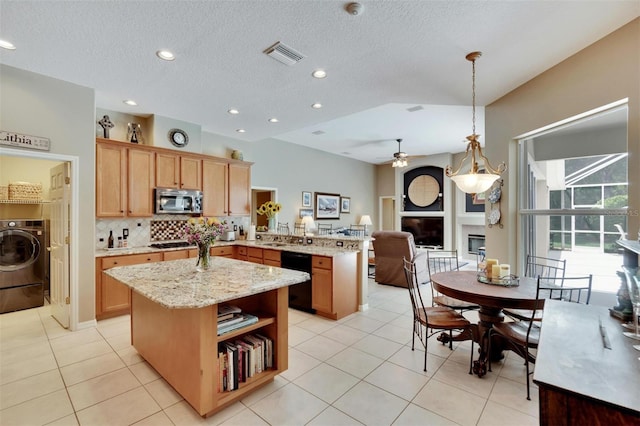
(519, 104, 628, 293)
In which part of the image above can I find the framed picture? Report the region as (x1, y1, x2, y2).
(299, 208, 313, 218)
(340, 196, 351, 213)
(472, 191, 486, 205)
(314, 192, 340, 219)
(302, 191, 312, 207)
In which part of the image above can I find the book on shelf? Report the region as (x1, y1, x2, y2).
(217, 333, 274, 392)
(218, 304, 242, 322)
(217, 313, 259, 335)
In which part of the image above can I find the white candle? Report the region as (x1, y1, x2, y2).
(485, 259, 499, 278)
(500, 264, 511, 278)
(492, 264, 502, 279)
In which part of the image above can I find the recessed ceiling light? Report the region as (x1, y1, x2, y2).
(311, 103, 323, 109)
(312, 69, 327, 79)
(0, 39, 16, 50)
(268, 118, 279, 123)
(123, 99, 137, 106)
(156, 50, 175, 61)
(236, 129, 246, 133)
(228, 108, 239, 115)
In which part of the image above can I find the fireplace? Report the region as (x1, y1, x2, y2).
(468, 234, 485, 254)
(401, 216, 444, 248)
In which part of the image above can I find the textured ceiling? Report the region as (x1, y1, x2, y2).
(1, 1, 638, 164)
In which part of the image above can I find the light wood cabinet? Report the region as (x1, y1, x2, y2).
(156, 152, 202, 190)
(96, 140, 155, 217)
(127, 148, 155, 216)
(202, 160, 251, 216)
(228, 163, 251, 215)
(311, 253, 358, 320)
(235, 246, 248, 261)
(96, 142, 127, 217)
(163, 249, 197, 261)
(210, 245, 234, 258)
(247, 247, 264, 264)
(263, 249, 281, 267)
(95, 252, 163, 319)
(130, 285, 288, 416)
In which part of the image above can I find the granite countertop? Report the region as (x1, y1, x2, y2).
(104, 256, 310, 309)
(96, 239, 361, 258)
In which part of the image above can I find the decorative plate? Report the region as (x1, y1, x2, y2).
(488, 186, 502, 203)
(488, 208, 501, 225)
(168, 128, 189, 148)
(407, 175, 440, 207)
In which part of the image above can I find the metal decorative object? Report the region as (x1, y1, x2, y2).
(98, 115, 114, 139)
(127, 123, 143, 144)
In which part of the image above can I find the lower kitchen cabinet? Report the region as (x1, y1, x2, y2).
(163, 249, 197, 261)
(210, 246, 234, 258)
(95, 253, 163, 319)
(263, 249, 281, 267)
(311, 253, 358, 320)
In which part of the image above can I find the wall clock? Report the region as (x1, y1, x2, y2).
(168, 128, 189, 148)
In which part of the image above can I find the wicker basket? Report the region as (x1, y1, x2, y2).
(8, 181, 43, 201)
(0, 186, 8, 201)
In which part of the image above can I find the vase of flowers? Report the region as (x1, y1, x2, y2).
(182, 217, 227, 271)
(256, 200, 282, 232)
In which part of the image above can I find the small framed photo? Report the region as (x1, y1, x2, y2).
(340, 196, 351, 213)
(302, 191, 312, 207)
(299, 208, 313, 219)
(472, 191, 486, 205)
(315, 192, 340, 219)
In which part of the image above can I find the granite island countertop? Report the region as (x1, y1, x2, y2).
(104, 256, 310, 309)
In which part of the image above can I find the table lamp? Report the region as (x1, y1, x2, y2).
(301, 215, 315, 236)
(359, 215, 372, 235)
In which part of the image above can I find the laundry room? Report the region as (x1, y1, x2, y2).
(0, 155, 66, 313)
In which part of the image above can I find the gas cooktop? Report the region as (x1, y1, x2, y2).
(149, 241, 194, 249)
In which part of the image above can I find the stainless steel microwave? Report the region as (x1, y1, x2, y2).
(155, 188, 203, 214)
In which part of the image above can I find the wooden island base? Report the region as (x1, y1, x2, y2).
(130, 287, 288, 417)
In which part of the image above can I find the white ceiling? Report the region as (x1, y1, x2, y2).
(1, 1, 638, 164)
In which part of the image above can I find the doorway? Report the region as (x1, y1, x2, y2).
(0, 147, 78, 330)
(251, 187, 277, 229)
(379, 196, 395, 231)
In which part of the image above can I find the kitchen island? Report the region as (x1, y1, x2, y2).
(105, 256, 310, 417)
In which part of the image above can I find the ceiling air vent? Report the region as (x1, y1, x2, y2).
(406, 105, 424, 112)
(265, 42, 305, 66)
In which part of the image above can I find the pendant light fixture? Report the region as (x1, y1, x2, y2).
(392, 138, 408, 168)
(446, 52, 506, 194)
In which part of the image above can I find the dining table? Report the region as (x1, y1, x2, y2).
(430, 270, 541, 377)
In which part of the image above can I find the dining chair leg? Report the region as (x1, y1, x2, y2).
(487, 330, 492, 373)
(525, 358, 531, 400)
(468, 335, 474, 374)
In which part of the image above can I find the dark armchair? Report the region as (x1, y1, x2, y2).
(371, 231, 428, 287)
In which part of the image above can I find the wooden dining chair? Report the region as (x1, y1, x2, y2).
(403, 257, 474, 372)
(488, 276, 546, 400)
(504, 254, 567, 321)
(427, 250, 480, 313)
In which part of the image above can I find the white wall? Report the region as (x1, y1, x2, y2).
(0, 64, 96, 323)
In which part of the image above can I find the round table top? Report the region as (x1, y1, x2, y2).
(431, 270, 540, 310)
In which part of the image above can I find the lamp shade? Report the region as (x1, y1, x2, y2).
(301, 215, 315, 230)
(359, 215, 372, 226)
(450, 173, 500, 194)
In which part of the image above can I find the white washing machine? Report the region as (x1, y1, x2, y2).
(0, 219, 47, 313)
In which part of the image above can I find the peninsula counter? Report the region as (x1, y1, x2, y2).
(105, 256, 310, 417)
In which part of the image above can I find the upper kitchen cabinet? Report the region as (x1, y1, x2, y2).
(202, 159, 251, 216)
(96, 139, 155, 217)
(156, 152, 202, 190)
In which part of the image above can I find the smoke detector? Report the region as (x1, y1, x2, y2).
(346, 2, 364, 16)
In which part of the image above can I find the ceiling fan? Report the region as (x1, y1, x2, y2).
(392, 138, 408, 168)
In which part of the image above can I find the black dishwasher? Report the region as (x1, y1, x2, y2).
(281, 251, 314, 313)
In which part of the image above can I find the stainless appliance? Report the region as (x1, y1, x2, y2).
(220, 231, 235, 241)
(155, 188, 203, 214)
(0, 220, 47, 313)
(281, 251, 314, 313)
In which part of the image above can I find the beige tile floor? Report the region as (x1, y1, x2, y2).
(0, 278, 539, 425)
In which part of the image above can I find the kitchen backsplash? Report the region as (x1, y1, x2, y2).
(95, 216, 251, 250)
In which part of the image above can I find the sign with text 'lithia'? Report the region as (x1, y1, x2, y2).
(0, 130, 50, 151)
